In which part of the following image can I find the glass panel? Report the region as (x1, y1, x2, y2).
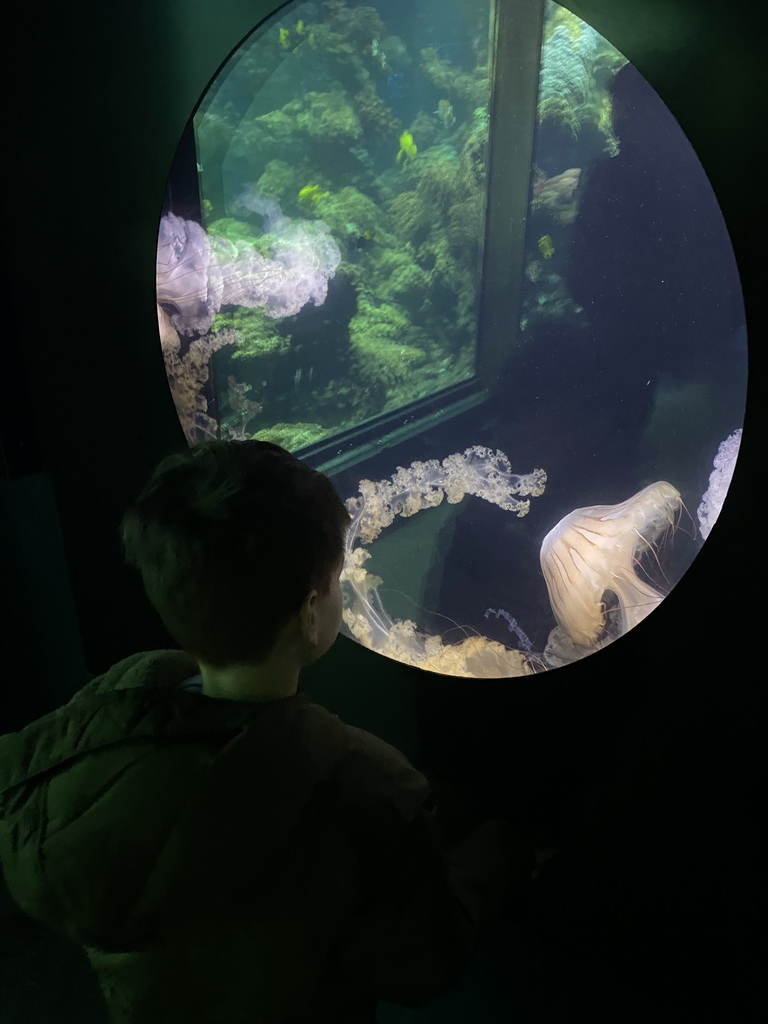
(331, 1, 747, 675)
(156, 1, 747, 677)
(157, 0, 495, 449)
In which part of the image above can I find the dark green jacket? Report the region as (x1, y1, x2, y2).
(0, 650, 520, 1023)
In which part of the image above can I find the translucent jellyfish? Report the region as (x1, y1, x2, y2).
(340, 446, 547, 678)
(539, 481, 682, 665)
(697, 428, 742, 540)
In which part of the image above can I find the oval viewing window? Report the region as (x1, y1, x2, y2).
(157, 0, 747, 677)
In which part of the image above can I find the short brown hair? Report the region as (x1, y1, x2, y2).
(121, 440, 350, 667)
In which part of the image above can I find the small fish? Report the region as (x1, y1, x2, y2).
(396, 131, 417, 163)
(298, 184, 328, 204)
(386, 72, 406, 100)
(279, 27, 290, 49)
(434, 98, 455, 129)
(538, 234, 555, 259)
(354, 230, 375, 250)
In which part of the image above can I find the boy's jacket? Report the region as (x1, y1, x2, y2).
(0, 650, 518, 1023)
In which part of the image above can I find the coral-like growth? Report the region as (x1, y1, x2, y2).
(308, 185, 382, 247)
(353, 78, 401, 138)
(538, 14, 626, 152)
(531, 167, 582, 225)
(307, 1, 386, 58)
(301, 89, 363, 140)
(420, 47, 488, 107)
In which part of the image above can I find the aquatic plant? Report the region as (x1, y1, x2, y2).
(348, 298, 427, 389)
(412, 149, 461, 212)
(387, 189, 429, 243)
(215, 307, 291, 362)
(538, 22, 600, 137)
(251, 420, 330, 449)
(374, 249, 430, 313)
(419, 47, 488, 107)
(537, 11, 626, 152)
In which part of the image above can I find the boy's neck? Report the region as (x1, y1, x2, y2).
(198, 661, 299, 703)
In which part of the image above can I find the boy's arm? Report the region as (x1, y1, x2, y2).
(334, 797, 534, 1009)
(431, 811, 535, 935)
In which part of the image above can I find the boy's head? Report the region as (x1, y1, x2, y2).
(121, 440, 351, 670)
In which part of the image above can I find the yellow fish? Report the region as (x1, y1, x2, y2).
(298, 184, 328, 204)
(434, 99, 455, 128)
(396, 131, 418, 163)
(538, 234, 555, 259)
(279, 27, 290, 48)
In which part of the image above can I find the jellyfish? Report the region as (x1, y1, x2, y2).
(539, 481, 682, 663)
(340, 446, 547, 677)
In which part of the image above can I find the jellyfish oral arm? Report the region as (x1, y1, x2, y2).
(340, 447, 547, 677)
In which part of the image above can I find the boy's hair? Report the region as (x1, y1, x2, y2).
(120, 440, 350, 667)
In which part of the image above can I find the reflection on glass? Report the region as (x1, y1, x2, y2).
(158, 0, 494, 448)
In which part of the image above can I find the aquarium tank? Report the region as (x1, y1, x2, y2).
(156, 0, 747, 676)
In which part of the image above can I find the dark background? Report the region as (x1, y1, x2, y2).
(1, 1, 764, 1021)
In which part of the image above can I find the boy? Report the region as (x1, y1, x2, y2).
(0, 440, 534, 1023)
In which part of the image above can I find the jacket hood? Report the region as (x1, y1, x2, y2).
(0, 650, 349, 950)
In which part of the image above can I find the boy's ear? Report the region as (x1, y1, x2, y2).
(301, 589, 319, 634)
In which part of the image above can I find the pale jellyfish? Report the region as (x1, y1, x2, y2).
(539, 481, 682, 663)
(340, 446, 547, 677)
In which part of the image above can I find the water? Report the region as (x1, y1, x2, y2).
(156, 0, 747, 675)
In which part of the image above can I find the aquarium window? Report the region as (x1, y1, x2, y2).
(155, 1, 747, 677)
(156, 0, 506, 460)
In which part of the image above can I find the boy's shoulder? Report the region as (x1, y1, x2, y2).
(325, 716, 431, 821)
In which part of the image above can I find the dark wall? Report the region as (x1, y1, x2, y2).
(0, 1, 763, 1016)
